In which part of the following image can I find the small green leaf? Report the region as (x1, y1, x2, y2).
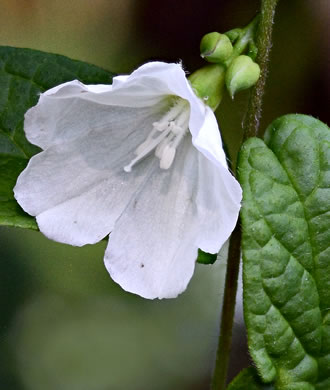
(0, 47, 115, 229)
(238, 114, 330, 389)
(228, 367, 275, 389)
(196, 249, 217, 264)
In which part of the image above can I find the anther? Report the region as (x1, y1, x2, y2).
(124, 99, 190, 172)
(160, 145, 176, 170)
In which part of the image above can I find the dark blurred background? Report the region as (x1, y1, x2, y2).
(0, 1, 329, 389)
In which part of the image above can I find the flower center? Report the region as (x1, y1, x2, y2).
(124, 99, 190, 172)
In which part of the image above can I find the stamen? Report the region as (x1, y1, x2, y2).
(171, 128, 187, 149)
(155, 134, 174, 159)
(158, 99, 187, 122)
(159, 145, 176, 169)
(124, 126, 171, 172)
(176, 109, 190, 128)
(152, 121, 170, 132)
(134, 127, 159, 156)
(171, 124, 182, 136)
(124, 99, 190, 173)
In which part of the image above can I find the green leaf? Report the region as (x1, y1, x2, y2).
(196, 249, 217, 264)
(228, 367, 275, 389)
(238, 114, 330, 390)
(0, 46, 115, 229)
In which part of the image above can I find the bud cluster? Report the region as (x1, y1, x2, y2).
(188, 17, 260, 111)
(199, 24, 260, 99)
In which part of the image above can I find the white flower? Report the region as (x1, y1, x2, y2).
(14, 62, 242, 299)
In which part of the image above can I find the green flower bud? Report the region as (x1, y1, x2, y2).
(189, 64, 226, 111)
(225, 55, 260, 98)
(200, 32, 233, 63)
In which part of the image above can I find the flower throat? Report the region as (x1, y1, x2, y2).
(124, 99, 190, 172)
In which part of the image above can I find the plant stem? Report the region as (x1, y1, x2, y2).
(210, 1, 279, 389)
(210, 223, 241, 390)
(224, 16, 259, 68)
(244, 0, 279, 139)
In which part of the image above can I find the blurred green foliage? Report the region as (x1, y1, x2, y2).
(1, 227, 229, 389)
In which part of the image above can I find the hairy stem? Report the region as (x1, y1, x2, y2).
(244, 0, 279, 139)
(210, 223, 241, 390)
(210, 1, 279, 389)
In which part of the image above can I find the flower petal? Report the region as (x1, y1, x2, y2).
(123, 62, 207, 136)
(190, 106, 242, 253)
(25, 83, 169, 150)
(104, 138, 201, 299)
(15, 106, 164, 246)
(130, 68, 231, 174)
(16, 60, 242, 301)
(191, 105, 228, 169)
(25, 62, 208, 150)
(195, 150, 242, 254)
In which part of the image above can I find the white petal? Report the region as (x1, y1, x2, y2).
(25, 83, 169, 149)
(18, 60, 242, 300)
(195, 151, 242, 254)
(15, 106, 164, 246)
(109, 62, 205, 120)
(191, 105, 228, 168)
(122, 62, 207, 134)
(25, 62, 208, 150)
(127, 65, 230, 173)
(189, 107, 242, 253)
(104, 138, 200, 299)
(41, 79, 112, 97)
